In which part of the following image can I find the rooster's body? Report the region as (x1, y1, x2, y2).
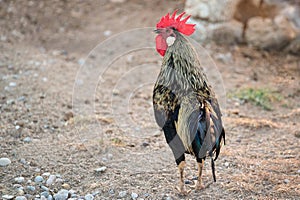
(153, 11, 225, 194)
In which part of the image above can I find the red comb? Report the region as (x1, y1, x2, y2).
(156, 10, 196, 36)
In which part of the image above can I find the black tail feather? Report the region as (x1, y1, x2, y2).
(210, 154, 216, 182)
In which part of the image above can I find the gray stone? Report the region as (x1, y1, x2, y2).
(0, 157, 11, 166)
(15, 196, 27, 200)
(46, 175, 56, 186)
(131, 192, 138, 199)
(26, 186, 35, 192)
(185, 0, 236, 22)
(53, 189, 69, 200)
(119, 191, 127, 198)
(14, 177, 25, 183)
(246, 16, 296, 50)
(34, 175, 44, 183)
(210, 20, 243, 44)
(94, 166, 107, 173)
(284, 35, 300, 55)
(2, 195, 14, 200)
(41, 191, 50, 198)
(41, 186, 49, 191)
(9, 82, 17, 87)
(84, 194, 94, 200)
(23, 137, 31, 143)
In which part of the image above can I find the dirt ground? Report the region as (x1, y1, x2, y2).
(0, 0, 299, 199)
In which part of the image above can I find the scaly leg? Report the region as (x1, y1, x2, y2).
(177, 161, 189, 195)
(196, 159, 205, 190)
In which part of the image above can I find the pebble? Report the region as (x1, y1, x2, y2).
(78, 58, 85, 66)
(284, 179, 290, 184)
(2, 195, 14, 200)
(297, 169, 300, 174)
(9, 82, 17, 87)
(224, 162, 229, 167)
(42, 172, 51, 177)
(46, 175, 56, 185)
(47, 195, 53, 200)
(15, 196, 27, 200)
(84, 194, 94, 200)
(0, 157, 11, 166)
(103, 30, 112, 37)
(26, 185, 35, 192)
(41, 191, 50, 198)
(17, 189, 25, 195)
(119, 191, 127, 198)
(184, 180, 193, 184)
(131, 192, 138, 199)
(95, 166, 107, 173)
(14, 177, 25, 183)
(108, 189, 114, 194)
(34, 175, 44, 183)
(23, 137, 31, 143)
(41, 185, 49, 191)
(62, 183, 70, 190)
(53, 189, 69, 200)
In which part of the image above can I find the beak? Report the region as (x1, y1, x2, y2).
(154, 29, 161, 34)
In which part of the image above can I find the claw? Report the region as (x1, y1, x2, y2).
(176, 185, 191, 195)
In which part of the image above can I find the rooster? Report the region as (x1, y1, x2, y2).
(152, 10, 225, 194)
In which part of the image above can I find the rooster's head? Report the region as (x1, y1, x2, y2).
(155, 10, 196, 56)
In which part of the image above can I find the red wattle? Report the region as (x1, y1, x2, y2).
(155, 35, 167, 56)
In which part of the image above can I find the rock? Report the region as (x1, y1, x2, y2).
(26, 186, 35, 192)
(103, 30, 112, 37)
(119, 191, 127, 198)
(63, 111, 74, 121)
(2, 195, 14, 200)
(20, 158, 27, 165)
(215, 52, 233, 64)
(9, 82, 17, 87)
(23, 137, 31, 143)
(15, 196, 27, 200)
(17, 188, 24, 195)
(185, 0, 236, 22)
(84, 194, 94, 200)
(284, 35, 300, 55)
(141, 142, 149, 147)
(34, 176, 44, 183)
(61, 183, 70, 190)
(246, 16, 296, 50)
(53, 189, 69, 200)
(225, 162, 229, 167)
(284, 179, 290, 184)
(0, 157, 11, 166)
(42, 172, 51, 177)
(78, 58, 85, 66)
(14, 177, 25, 183)
(47, 194, 53, 200)
(131, 192, 138, 199)
(41, 191, 50, 198)
(41, 186, 49, 191)
(46, 175, 56, 186)
(95, 166, 107, 173)
(211, 20, 243, 44)
(184, 180, 193, 184)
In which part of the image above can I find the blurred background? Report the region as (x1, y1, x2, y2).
(0, 0, 299, 199)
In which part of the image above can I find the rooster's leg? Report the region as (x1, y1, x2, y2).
(178, 160, 189, 194)
(196, 159, 205, 190)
